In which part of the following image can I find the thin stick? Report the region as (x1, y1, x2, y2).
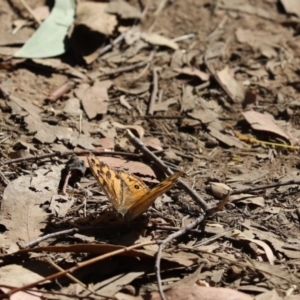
(155, 214, 206, 300)
(19, 0, 41, 25)
(46, 80, 75, 102)
(5, 241, 155, 298)
(0, 150, 141, 165)
(154, 0, 168, 16)
(148, 68, 158, 115)
(24, 228, 79, 248)
(231, 179, 300, 195)
(126, 130, 209, 211)
(45, 257, 88, 290)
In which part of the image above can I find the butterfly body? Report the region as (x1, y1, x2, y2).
(88, 154, 183, 221)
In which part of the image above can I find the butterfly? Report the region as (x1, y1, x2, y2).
(87, 154, 183, 222)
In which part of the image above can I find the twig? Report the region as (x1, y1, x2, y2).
(231, 179, 300, 195)
(19, 0, 41, 25)
(5, 241, 155, 298)
(0, 150, 141, 165)
(45, 257, 87, 290)
(24, 228, 79, 248)
(172, 33, 195, 43)
(98, 30, 128, 57)
(126, 130, 209, 211)
(148, 68, 158, 115)
(46, 80, 76, 102)
(154, 0, 168, 16)
(155, 214, 206, 300)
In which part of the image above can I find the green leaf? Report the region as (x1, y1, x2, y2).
(14, 0, 76, 58)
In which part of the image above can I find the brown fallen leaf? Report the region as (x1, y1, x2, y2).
(143, 137, 163, 151)
(8, 94, 74, 144)
(280, 0, 300, 18)
(235, 230, 275, 265)
(71, 1, 118, 63)
(75, 84, 109, 119)
(32, 5, 50, 21)
(254, 289, 283, 300)
(115, 293, 143, 300)
(116, 81, 150, 95)
(230, 194, 265, 207)
(119, 95, 133, 109)
(1, 166, 63, 251)
(242, 110, 290, 142)
(216, 66, 244, 103)
(149, 286, 253, 300)
(32, 58, 87, 80)
(181, 85, 196, 112)
(153, 98, 178, 112)
(88, 272, 144, 298)
(106, 0, 142, 19)
(75, 2, 117, 36)
(141, 32, 179, 50)
(0, 265, 42, 300)
(208, 182, 232, 199)
(0, 31, 28, 46)
(173, 67, 210, 81)
(112, 121, 145, 138)
(218, 1, 275, 20)
(93, 137, 115, 150)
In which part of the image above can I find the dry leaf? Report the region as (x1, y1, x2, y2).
(32, 5, 50, 21)
(112, 121, 145, 138)
(173, 67, 209, 81)
(153, 98, 177, 112)
(1, 166, 63, 249)
(280, 0, 300, 18)
(32, 58, 87, 79)
(216, 66, 244, 103)
(8, 95, 74, 144)
(149, 286, 253, 300)
(75, 2, 117, 36)
(0, 31, 28, 46)
(242, 110, 290, 141)
(181, 85, 196, 112)
(75, 84, 109, 119)
(106, 0, 142, 19)
(226, 169, 269, 183)
(116, 81, 150, 95)
(93, 137, 115, 150)
(230, 194, 265, 207)
(218, 1, 275, 20)
(0, 265, 42, 299)
(119, 95, 133, 109)
(141, 32, 178, 50)
(209, 182, 232, 199)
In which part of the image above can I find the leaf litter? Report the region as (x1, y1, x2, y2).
(1, 0, 300, 299)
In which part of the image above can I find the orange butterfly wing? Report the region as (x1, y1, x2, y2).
(124, 171, 183, 221)
(88, 154, 148, 216)
(88, 154, 183, 221)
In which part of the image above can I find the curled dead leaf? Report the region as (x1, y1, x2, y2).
(208, 182, 232, 199)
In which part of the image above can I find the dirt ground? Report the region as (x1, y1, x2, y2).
(1, 0, 300, 299)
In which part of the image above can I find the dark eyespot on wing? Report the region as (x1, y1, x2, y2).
(106, 170, 111, 179)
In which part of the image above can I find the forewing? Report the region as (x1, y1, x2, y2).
(117, 171, 149, 208)
(87, 154, 123, 210)
(125, 172, 183, 221)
